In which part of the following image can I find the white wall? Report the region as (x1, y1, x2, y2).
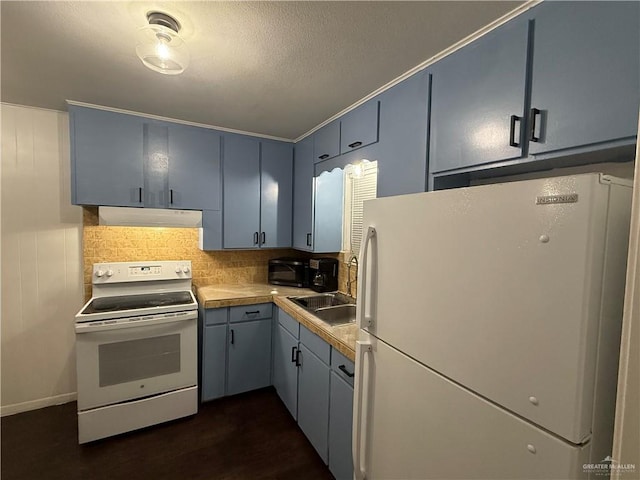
(1, 104, 83, 415)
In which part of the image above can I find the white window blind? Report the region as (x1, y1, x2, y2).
(345, 161, 378, 256)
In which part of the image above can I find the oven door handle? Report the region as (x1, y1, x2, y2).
(75, 311, 197, 333)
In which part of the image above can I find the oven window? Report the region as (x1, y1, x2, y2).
(98, 334, 181, 387)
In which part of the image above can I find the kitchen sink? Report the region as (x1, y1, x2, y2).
(288, 293, 356, 325)
(313, 304, 356, 325)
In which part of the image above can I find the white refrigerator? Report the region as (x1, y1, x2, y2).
(353, 173, 632, 480)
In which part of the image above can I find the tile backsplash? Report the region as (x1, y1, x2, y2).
(82, 208, 353, 300)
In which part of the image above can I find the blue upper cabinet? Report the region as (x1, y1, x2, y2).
(340, 100, 379, 154)
(292, 140, 343, 253)
(70, 106, 145, 207)
(70, 105, 221, 210)
(527, 1, 639, 157)
(223, 134, 293, 249)
(168, 124, 221, 211)
(429, 15, 530, 174)
(313, 121, 340, 163)
(313, 168, 344, 253)
(223, 134, 261, 248)
(260, 141, 293, 248)
(293, 136, 314, 251)
(374, 70, 430, 197)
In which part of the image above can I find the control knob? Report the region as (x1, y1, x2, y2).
(182, 266, 190, 274)
(95, 269, 105, 278)
(106, 269, 114, 277)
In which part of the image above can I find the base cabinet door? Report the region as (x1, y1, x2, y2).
(297, 344, 330, 463)
(227, 319, 272, 396)
(273, 323, 299, 419)
(201, 324, 227, 401)
(329, 372, 354, 480)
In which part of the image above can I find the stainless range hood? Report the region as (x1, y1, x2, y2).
(98, 206, 202, 228)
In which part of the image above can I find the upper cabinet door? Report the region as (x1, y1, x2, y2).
(429, 16, 530, 173)
(223, 135, 261, 248)
(293, 136, 314, 251)
(71, 106, 144, 207)
(313, 168, 343, 253)
(528, 1, 640, 156)
(313, 121, 340, 163)
(168, 124, 221, 211)
(260, 141, 293, 248)
(340, 100, 379, 154)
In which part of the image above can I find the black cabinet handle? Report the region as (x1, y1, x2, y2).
(138, 187, 143, 203)
(230, 329, 235, 345)
(261, 232, 266, 244)
(245, 310, 260, 315)
(509, 115, 521, 148)
(291, 346, 297, 363)
(338, 365, 355, 378)
(318, 154, 329, 160)
(529, 108, 541, 142)
(254, 232, 259, 245)
(348, 141, 363, 149)
(170, 189, 174, 204)
(306, 233, 312, 247)
(295, 349, 301, 367)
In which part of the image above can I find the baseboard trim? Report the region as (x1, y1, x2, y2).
(1, 392, 77, 417)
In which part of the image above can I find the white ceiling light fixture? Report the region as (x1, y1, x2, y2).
(136, 11, 189, 75)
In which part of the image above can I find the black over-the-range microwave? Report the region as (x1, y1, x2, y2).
(268, 258, 309, 288)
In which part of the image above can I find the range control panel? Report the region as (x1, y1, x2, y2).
(92, 261, 192, 284)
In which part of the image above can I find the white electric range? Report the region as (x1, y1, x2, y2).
(75, 260, 198, 444)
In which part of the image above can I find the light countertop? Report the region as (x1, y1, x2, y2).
(195, 283, 356, 361)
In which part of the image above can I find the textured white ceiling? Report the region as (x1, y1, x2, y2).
(1, 1, 523, 139)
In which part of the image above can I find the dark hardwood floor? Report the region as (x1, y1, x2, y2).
(1, 387, 334, 480)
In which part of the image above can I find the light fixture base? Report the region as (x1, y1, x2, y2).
(146, 12, 181, 33)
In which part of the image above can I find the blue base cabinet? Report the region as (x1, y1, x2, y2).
(297, 334, 331, 463)
(200, 304, 273, 402)
(273, 321, 300, 418)
(329, 350, 355, 480)
(227, 319, 272, 396)
(202, 323, 227, 401)
(273, 308, 354, 473)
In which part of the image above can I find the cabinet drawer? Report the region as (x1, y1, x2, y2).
(204, 308, 227, 326)
(278, 308, 300, 339)
(331, 349, 355, 387)
(229, 303, 272, 323)
(300, 325, 331, 365)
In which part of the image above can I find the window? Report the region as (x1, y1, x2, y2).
(343, 161, 378, 257)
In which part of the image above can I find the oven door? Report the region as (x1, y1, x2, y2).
(75, 311, 197, 411)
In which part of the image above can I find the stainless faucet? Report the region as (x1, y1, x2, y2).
(347, 254, 359, 297)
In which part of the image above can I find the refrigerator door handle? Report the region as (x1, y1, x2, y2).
(357, 226, 377, 329)
(353, 340, 373, 480)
